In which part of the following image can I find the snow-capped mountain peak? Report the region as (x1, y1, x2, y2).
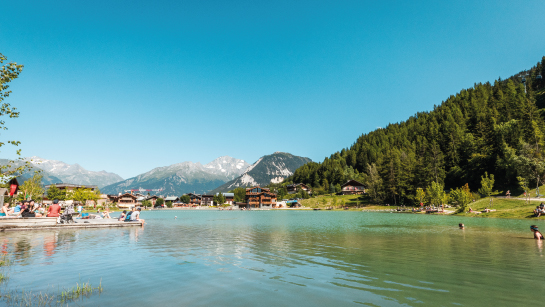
(25, 156, 124, 188)
(211, 152, 312, 193)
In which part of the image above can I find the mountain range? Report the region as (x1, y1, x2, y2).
(2, 152, 311, 196)
(27, 157, 124, 188)
(0, 159, 63, 185)
(100, 156, 250, 196)
(211, 152, 312, 193)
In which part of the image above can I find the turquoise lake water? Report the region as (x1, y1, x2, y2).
(0, 210, 544, 306)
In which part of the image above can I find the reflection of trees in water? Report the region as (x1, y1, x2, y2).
(14, 239, 33, 263)
(56, 231, 78, 252)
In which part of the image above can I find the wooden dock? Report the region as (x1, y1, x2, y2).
(0, 217, 143, 232)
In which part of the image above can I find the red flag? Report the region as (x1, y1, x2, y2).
(9, 184, 17, 196)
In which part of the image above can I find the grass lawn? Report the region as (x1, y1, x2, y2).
(454, 198, 545, 219)
(487, 184, 545, 199)
(300, 194, 393, 210)
(300, 193, 545, 219)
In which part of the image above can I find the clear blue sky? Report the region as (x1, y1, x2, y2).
(1, 0, 544, 179)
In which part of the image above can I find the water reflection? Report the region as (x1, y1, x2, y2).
(43, 233, 57, 258)
(0, 211, 543, 306)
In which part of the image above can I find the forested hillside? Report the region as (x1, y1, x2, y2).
(289, 57, 545, 205)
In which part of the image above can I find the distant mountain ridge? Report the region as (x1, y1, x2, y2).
(27, 157, 124, 188)
(100, 156, 250, 196)
(211, 152, 312, 193)
(0, 159, 63, 185)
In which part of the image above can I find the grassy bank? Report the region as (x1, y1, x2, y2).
(299, 193, 545, 219)
(453, 198, 545, 219)
(300, 194, 393, 211)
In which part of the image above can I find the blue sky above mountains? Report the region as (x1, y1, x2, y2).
(1, 0, 544, 178)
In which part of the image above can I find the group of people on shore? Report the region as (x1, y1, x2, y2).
(533, 203, 545, 217)
(0, 200, 144, 223)
(116, 207, 144, 223)
(0, 199, 63, 218)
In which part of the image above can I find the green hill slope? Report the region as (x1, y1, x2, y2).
(289, 56, 545, 205)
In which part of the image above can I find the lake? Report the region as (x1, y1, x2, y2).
(0, 210, 543, 306)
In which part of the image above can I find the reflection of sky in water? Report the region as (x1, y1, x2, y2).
(0, 211, 543, 306)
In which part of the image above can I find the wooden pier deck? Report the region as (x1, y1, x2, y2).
(0, 217, 143, 232)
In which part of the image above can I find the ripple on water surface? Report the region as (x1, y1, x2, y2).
(0, 211, 543, 306)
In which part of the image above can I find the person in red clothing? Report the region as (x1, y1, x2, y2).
(47, 199, 62, 217)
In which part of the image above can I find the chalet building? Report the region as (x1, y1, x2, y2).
(245, 186, 277, 208)
(286, 183, 312, 195)
(341, 180, 366, 195)
(97, 194, 110, 206)
(107, 194, 119, 203)
(187, 193, 202, 206)
(165, 196, 179, 204)
(146, 195, 158, 206)
(215, 193, 235, 205)
(201, 195, 214, 206)
(115, 193, 138, 208)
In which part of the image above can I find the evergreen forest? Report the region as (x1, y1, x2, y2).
(287, 57, 545, 205)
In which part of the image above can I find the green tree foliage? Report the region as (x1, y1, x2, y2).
(517, 176, 530, 204)
(0, 53, 33, 180)
(229, 187, 246, 202)
(67, 188, 100, 206)
(18, 173, 44, 201)
(426, 181, 445, 206)
(165, 201, 173, 208)
(141, 200, 152, 208)
(213, 192, 226, 206)
(366, 163, 383, 202)
(46, 184, 66, 201)
(156, 198, 164, 207)
(180, 195, 190, 204)
(287, 57, 545, 204)
(329, 183, 335, 194)
(478, 172, 495, 206)
(514, 143, 545, 197)
(415, 188, 425, 205)
(450, 183, 472, 212)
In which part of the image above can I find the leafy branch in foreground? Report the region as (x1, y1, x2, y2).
(0, 53, 32, 180)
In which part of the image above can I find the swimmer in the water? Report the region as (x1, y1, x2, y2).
(459, 223, 464, 229)
(531, 225, 544, 240)
(175, 216, 177, 219)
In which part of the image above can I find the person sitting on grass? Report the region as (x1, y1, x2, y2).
(531, 225, 544, 240)
(534, 206, 542, 217)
